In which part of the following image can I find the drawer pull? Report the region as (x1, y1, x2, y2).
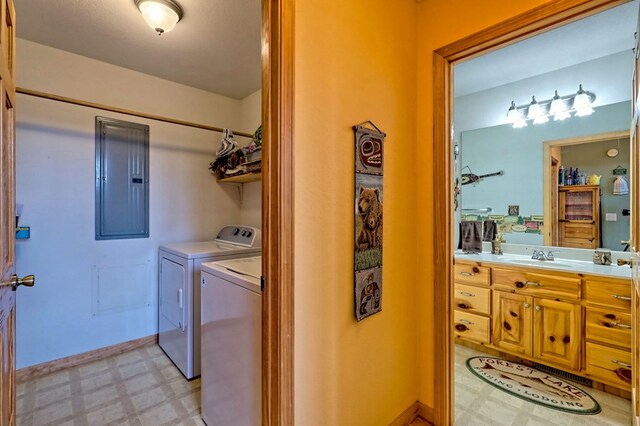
(459, 319, 473, 325)
(524, 303, 530, 308)
(457, 303, 470, 310)
(535, 306, 542, 311)
(459, 291, 476, 297)
(611, 359, 632, 369)
(516, 281, 543, 288)
(460, 272, 475, 276)
(455, 324, 469, 332)
(612, 294, 631, 301)
(610, 322, 632, 329)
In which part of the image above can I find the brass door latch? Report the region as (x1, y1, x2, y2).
(0, 274, 35, 291)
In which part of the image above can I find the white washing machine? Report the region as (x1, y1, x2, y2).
(158, 226, 260, 380)
(200, 256, 262, 426)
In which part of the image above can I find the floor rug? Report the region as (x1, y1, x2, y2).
(466, 356, 601, 415)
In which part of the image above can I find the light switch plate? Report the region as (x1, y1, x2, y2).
(605, 213, 617, 221)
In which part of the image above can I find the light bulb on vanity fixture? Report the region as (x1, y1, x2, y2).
(573, 84, 595, 117)
(549, 90, 571, 121)
(506, 84, 596, 128)
(135, 0, 183, 35)
(507, 101, 527, 128)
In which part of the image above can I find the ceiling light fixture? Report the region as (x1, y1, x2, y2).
(135, 0, 183, 35)
(506, 84, 596, 128)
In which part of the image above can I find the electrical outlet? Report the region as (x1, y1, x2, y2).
(605, 213, 617, 221)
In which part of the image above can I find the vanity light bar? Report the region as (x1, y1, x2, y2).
(506, 85, 596, 128)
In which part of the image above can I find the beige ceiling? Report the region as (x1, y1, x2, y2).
(15, 0, 262, 100)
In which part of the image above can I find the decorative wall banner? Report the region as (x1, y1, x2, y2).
(354, 122, 385, 321)
(462, 213, 544, 235)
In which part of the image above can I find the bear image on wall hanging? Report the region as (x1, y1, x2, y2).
(353, 123, 385, 321)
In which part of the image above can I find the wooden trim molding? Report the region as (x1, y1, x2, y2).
(388, 401, 420, 426)
(432, 1, 628, 424)
(417, 401, 434, 424)
(15, 334, 157, 383)
(262, 0, 295, 425)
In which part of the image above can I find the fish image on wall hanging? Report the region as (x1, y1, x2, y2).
(353, 121, 385, 321)
(461, 167, 504, 185)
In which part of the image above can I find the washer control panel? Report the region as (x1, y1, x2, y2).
(215, 226, 261, 248)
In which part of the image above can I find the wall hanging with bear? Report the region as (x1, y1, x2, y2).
(353, 122, 385, 321)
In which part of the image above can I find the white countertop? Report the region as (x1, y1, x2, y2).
(454, 250, 632, 280)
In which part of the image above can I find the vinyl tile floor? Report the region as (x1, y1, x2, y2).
(455, 344, 632, 425)
(16, 345, 203, 426)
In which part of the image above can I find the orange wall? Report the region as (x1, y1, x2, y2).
(294, 0, 419, 424)
(416, 0, 555, 408)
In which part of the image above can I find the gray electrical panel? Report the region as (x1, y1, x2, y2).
(95, 117, 149, 240)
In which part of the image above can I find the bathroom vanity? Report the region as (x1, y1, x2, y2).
(454, 252, 632, 394)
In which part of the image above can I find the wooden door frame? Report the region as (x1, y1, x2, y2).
(262, 0, 295, 424)
(433, 1, 629, 424)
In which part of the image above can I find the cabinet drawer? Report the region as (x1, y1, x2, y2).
(586, 308, 632, 350)
(453, 311, 490, 344)
(453, 264, 490, 287)
(561, 222, 596, 240)
(585, 279, 632, 310)
(585, 342, 632, 389)
(454, 284, 490, 315)
(492, 268, 580, 300)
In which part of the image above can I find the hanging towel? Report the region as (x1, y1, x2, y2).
(460, 221, 482, 253)
(483, 220, 497, 242)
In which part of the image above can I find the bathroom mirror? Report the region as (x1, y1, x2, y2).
(453, 2, 635, 252)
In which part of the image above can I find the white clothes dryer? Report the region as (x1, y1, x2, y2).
(158, 226, 260, 379)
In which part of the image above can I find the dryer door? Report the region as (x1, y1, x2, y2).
(160, 257, 186, 331)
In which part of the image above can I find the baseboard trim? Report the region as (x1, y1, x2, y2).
(389, 401, 420, 426)
(417, 401, 434, 423)
(16, 334, 158, 383)
(389, 400, 435, 426)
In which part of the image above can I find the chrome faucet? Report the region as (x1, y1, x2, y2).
(527, 248, 560, 261)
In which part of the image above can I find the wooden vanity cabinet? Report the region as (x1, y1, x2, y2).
(456, 259, 632, 391)
(584, 277, 633, 389)
(532, 298, 581, 370)
(492, 291, 532, 356)
(492, 291, 581, 370)
(452, 264, 491, 344)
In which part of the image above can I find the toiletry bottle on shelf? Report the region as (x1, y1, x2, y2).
(559, 165, 565, 186)
(579, 172, 586, 185)
(573, 168, 579, 184)
(567, 167, 573, 185)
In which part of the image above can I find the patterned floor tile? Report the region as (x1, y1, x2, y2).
(17, 345, 203, 426)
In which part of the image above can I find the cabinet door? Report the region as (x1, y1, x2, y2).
(533, 299, 581, 370)
(492, 291, 532, 356)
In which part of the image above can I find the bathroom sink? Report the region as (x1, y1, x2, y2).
(502, 258, 576, 269)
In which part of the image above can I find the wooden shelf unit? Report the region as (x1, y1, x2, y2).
(216, 171, 261, 184)
(558, 184, 600, 249)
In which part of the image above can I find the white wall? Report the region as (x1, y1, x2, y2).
(15, 40, 260, 368)
(238, 89, 262, 229)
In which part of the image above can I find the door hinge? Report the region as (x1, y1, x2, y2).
(260, 275, 265, 292)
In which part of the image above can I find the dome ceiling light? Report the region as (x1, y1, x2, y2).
(135, 0, 183, 35)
